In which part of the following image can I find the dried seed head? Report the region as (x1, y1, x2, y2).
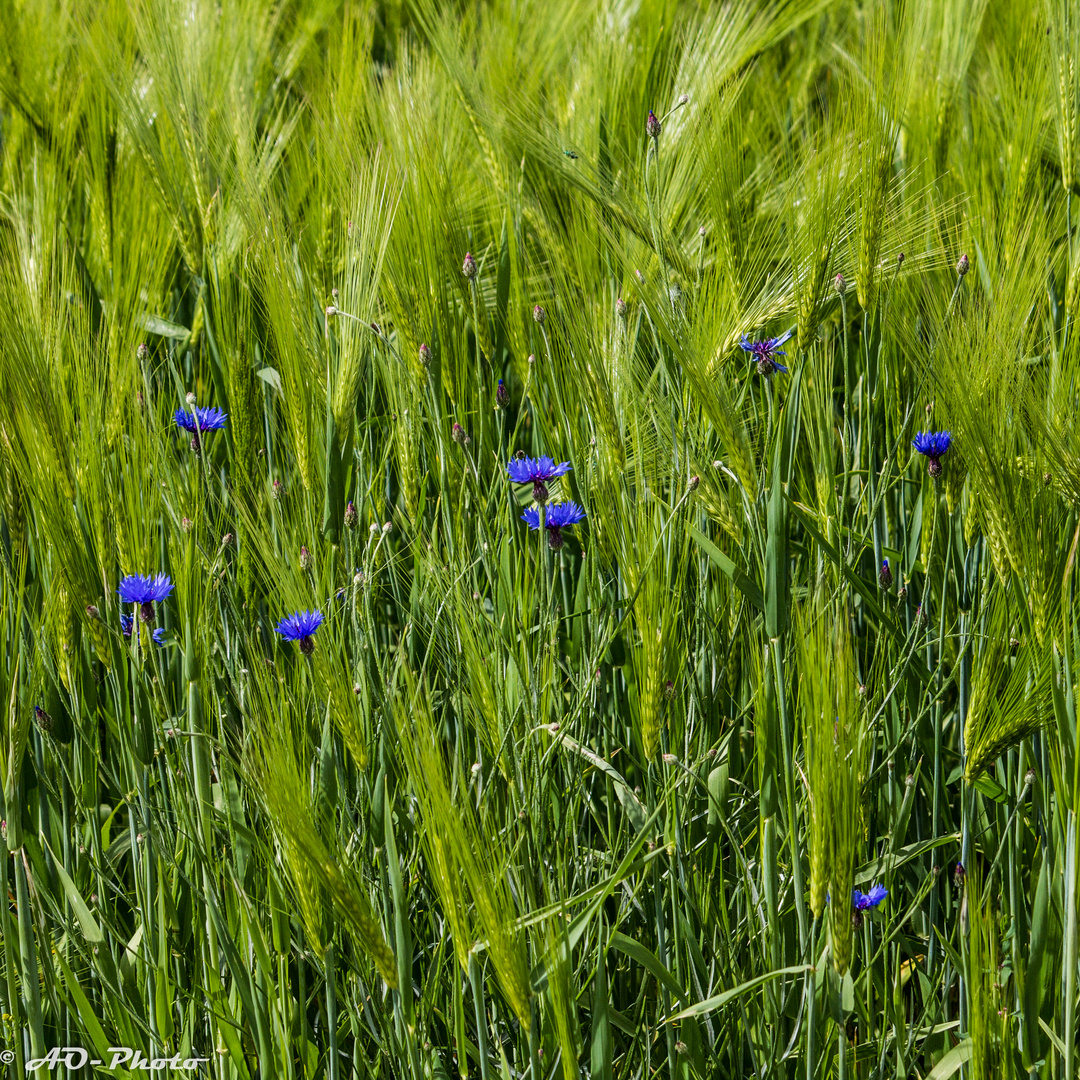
(956, 253, 969, 277)
(462, 252, 478, 281)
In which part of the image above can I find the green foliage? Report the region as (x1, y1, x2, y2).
(1, 0, 1079, 1076)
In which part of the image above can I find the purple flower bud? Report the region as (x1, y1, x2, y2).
(646, 110, 661, 139)
(462, 252, 478, 281)
(879, 559, 893, 590)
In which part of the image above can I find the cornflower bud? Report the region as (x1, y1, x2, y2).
(344, 501, 358, 529)
(956, 253, 969, 277)
(496, 379, 510, 409)
(137, 342, 149, 361)
(452, 422, 467, 445)
(646, 110, 661, 139)
(299, 545, 311, 570)
(462, 252, 478, 281)
(834, 272, 847, 295)
(533, 304, 546, 325)
(879, 559, 893, 589)
(419, 343, 431, 367)
(615, 297, 628, 319)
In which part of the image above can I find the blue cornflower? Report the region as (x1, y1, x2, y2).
(912, 430, 952, 478)
(506, 455, 572, 504)
(522, 500, 586, 551)
(118, 573, 174, 624)
(175, 406, 227, 453)
(274, 610, 325, 655)
(853, 884, 888, 911)
(120, 614, 165, 646)
(174, 406, 227, 433)
(740, 329, 793, 376)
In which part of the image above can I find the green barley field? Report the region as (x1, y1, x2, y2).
(1, 0, 1078, 1076)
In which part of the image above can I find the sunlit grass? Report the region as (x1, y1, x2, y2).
(1, 0, 1078, 1076)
